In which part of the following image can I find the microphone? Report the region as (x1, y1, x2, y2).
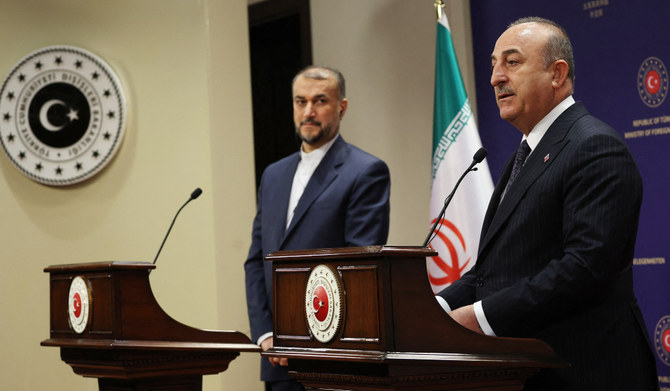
(152, 188, 203, 267)
(422, 148, 487, 247)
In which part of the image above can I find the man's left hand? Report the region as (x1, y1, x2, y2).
(449, 304, 484, 334)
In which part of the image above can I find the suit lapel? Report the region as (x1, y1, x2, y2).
(280, 136, 347, 247)
(480, 154, 514, 237)
(478, 103, 588, 259)
(267, 153, 300, 248)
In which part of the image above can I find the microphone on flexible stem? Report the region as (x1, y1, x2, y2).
(422, 148, 487, 247)
(151, 188, 203, 269)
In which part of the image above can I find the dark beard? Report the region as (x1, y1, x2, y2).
(295, 121, 332, 145)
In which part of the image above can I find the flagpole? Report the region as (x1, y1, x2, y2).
(434, 0, 445, 21)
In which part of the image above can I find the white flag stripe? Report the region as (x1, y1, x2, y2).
(427, 12, 494, 294)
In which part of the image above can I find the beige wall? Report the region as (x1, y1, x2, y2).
(0, 0, 475, 390)
(0, 0, 257, 390)
(311, 0, 477, 245)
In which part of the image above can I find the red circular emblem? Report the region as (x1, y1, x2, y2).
(312, 285, 329, 322)
(646, 70, 660, 94)
(72, 292, 82, 318)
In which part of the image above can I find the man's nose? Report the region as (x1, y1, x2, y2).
(490, 64, 506, 87)
(304, 103, 316, 117)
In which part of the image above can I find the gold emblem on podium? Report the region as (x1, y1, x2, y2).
(67, 276, 91, 334)
(305, 265, 343, 343)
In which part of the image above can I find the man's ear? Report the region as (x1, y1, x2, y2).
(339, 98, 348, 118)
(551, 59, 569, 89)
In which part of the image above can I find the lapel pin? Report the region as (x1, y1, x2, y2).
(544, 153, 550, 163)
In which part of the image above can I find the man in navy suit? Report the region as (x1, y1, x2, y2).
(437, 17, 658, 390)
(244, 66, 390, 391)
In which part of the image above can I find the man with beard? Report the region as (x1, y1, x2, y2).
(244, 66, 390, 391)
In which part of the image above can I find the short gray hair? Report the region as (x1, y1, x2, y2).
(509, 17, 575, 84)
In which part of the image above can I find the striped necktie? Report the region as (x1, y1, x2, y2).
(505, 140, 531, 193)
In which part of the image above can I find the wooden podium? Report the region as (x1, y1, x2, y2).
(41, 261, 259, 391)
(264, 246, 567, 391)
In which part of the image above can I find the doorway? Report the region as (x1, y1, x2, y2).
(248, 0, 313, 190)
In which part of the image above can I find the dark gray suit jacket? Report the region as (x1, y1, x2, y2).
(244, 136, 390, 382)
(438, 102, 658, 390)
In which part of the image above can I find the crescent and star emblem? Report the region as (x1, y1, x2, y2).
(312, 285, 329, 322)
(0, 45, 126, 185)
(39, 99, 79, 132)
(637, 57, 668, 108)
(72, 292, 82, 318)
(646, 70, 660, 94)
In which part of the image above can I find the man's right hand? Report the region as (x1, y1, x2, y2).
(260, 337, 288, 367)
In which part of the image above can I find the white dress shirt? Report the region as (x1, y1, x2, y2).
(286, 133, 339, 228)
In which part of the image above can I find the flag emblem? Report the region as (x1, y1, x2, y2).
(427, 218, 471, 286)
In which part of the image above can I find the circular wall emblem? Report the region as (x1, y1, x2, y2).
(0, 45, 126, 186)
(305, 264, 343, 343)
(655, 315, 670, 367)
(68, 276, 91, 334)
(637, 57, 669, 108)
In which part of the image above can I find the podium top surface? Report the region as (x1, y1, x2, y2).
(44, 260, 155, 273)
(266, 245, 437, 262)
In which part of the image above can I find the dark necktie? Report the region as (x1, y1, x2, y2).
(505, 140, 531, 193)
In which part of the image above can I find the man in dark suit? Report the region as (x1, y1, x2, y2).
(436, 17, 658, 390)
(244, 66, 390, 391)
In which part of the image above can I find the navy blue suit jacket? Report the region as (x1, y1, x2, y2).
(438, 103, 657, 390)
(244, 136, 390, 382)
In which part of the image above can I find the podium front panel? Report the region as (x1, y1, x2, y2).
(274, 258, 393, 351)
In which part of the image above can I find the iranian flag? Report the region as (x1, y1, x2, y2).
(427, 11, 494, 294)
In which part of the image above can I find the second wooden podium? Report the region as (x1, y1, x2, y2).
(264, 246, 566, 390)
(41, 261, 259, 391)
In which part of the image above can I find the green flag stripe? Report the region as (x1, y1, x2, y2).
(433, 21, 469, 154)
